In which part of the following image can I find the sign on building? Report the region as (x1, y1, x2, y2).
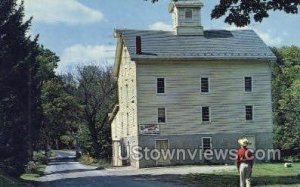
(139, 124, 160, 135)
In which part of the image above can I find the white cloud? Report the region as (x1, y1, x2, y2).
(148, 21, 172, 31)
(225, 25, 282, 46)
(57, 44, 115, 73)
(22, 0, 104, 25)
(255, 30, 283, 47)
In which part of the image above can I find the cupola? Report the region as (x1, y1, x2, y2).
(168, 0, 204, 35)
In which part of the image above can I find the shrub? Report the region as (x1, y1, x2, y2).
(25, 162, 38, 174)
(33, 151, 48, 165)
(78, 154, 111, 169)
(283, 155, 300, 163)
(60, 135, 74, 148)
(79, 154, 97, 165)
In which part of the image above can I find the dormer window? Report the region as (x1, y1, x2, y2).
(185, 9, 193, 20)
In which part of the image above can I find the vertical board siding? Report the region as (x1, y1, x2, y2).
(136, 61, 272, 135)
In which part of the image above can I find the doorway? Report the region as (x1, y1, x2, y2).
(155, 139, 171, 166)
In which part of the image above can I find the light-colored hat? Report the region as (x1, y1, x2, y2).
(238, 138, 251, 147)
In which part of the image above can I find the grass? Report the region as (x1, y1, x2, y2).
(0, 174, 28, 187)
(78, 154, 111, 170)
(20, 164, 46, 182)
(184, 163, 300, 187)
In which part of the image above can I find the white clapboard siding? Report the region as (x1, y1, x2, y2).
(171, 6, 203, 35)
(136, 60, 272, 135)
(177, 8, 201, 27)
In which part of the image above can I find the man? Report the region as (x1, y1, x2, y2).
(236, 138, 254, 187)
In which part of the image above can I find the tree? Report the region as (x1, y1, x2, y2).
(149, 0, 300, 27)
(34, 46, 60, 150)
(77, 66, 116, 158)
(36, 45, 59, 82)
(0, 0, 40, 176)
(41, 77, 81, 150)
(272, 46, 300, 153)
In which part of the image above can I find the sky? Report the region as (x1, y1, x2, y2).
(22, 0, 300, 73)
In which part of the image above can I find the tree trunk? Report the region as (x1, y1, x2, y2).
(27, 66, 33, 162)
(88, 122, 101, 159)
(55, 139, 59, 150)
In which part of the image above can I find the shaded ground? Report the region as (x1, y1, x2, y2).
(185, 173, 300, 187)
(38, 150, 235, 187)
(40, 151, 300, 186)
(185, 163, 300, 187)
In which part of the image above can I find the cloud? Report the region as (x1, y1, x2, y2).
(57, 44, 115, 73)
(148, 22, 172, 31)
(22, 0, 104, 25)
(225, 25, 282, 46)
(254, 30, 283, 47)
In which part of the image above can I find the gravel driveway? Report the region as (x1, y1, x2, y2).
(38, 150, 235, 187)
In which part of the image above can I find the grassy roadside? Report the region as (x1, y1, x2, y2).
(20, 151, 51, 182)
(20, 164, 46, 182)
(78, 154, 111, 170)
(184, 163, 300, 186)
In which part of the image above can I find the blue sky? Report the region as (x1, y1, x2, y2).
(22, 0, 300, 73)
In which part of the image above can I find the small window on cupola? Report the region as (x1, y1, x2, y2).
(185, 9, 193, 20)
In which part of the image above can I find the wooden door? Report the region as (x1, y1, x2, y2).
(156, 139, 171, 166)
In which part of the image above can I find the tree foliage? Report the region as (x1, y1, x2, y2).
(77, 66, 117, 158)
(0, 0, 41, 176)
(0, 0, 62, 176)
(149, 0, 300, 27)
(0, 0, 40, 175)
(41, 76, 81, 150)
(272, 46, 300, 151)
(211, 0, 299, 27)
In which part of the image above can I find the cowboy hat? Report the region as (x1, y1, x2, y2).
(238, 138, 251, 147)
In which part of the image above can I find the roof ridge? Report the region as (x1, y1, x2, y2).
(115, 28, 173, 32)
(115, 28, 255, 33)
(114, 28, 276, 61)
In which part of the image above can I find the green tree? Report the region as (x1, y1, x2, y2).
(41, 77, 81, 150)
(0, 0, 40, 176)
(149, 0, 300, 27)
(272, 46, 300, 152)
(77, 66, 116, 158)
(36, 45, 59, 81)
(34, 46, 60, 150)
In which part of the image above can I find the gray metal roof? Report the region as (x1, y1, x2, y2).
(115, 29, 276, 61)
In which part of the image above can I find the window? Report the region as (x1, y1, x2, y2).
(201, 77, 209, 93)
(132, 82, 135, 98)
(121, 113, 124, 134)
(132, 109, 135, 126)
(157, 78, 165, 94)
(202, 137, 212, 151)
(126, 113, 129, 135)
(120, 87, 122, 101)
(125, 85, 128, 100)
(245, 77, 252, 92)
(202, 106, 210, 122)
(185, 9, 193, 20)
(245, 105, 253, 121)
(158, 108, 166, 123)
